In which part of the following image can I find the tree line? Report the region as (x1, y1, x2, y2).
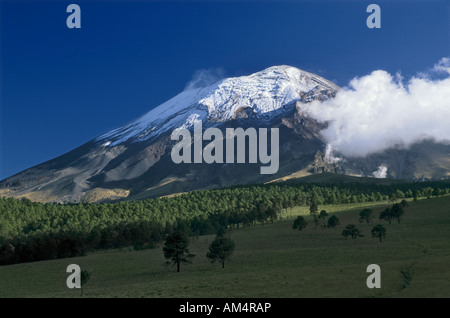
(293, 199, 409, 243)
(0, 180, 448, 265)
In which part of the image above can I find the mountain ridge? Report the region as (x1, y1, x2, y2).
(95, 65, 338, 147)
(1, 65, 449, 203)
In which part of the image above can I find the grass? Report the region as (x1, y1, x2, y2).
(0, 196, 449, 298)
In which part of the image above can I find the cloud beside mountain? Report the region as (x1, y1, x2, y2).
(301, 57, 450, 158)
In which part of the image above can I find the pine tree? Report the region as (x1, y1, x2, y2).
(163, 231, 195, 272)
(206, 234, 235, 269)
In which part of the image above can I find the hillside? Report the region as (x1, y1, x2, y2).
(2, 64, 449, 204)
(274, 172, 410, 185)
(0, 66, 337, 203)
(1, 195, 449, 298)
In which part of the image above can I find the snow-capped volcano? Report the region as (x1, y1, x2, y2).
(96, 65, 338, 146)
(2, 65, 448, 204)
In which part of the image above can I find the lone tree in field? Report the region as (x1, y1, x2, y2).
(342, 224, 363, 239)
(379, 208, 392, 224)
(391, 203, 405, 224)
(371, 224, 387, 242)
(312, 215, 320, 229)
(318, 210, 328, 228)
(206, 234, 235, 269)
(308, 194, 320, 229)
(293, 215, 308, 232)
(80, 270, 90, 297)
(309, 201, 319, 216)
(308, 202, 319, 229)
(327, 215, 340, 228)
(319, 210, 328, 220)
(163, 231, 195, 272)
(318, 210, 328, 224)
(359, 208, 373, 223)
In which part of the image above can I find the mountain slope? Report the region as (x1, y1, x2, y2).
(95, 65, 338, 146)
(0, 66, 338, 203)
(1, 65, 449, 203)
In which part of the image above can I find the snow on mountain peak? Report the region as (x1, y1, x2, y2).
(97, 65, 338, 146)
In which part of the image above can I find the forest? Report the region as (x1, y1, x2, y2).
(0, 180, 449, 265)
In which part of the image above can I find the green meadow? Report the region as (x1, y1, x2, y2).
(1, 196, 449, 298)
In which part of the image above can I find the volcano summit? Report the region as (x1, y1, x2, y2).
(1, 65, 448, 203)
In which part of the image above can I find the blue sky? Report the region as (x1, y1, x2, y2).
(0, 0, 448, 180)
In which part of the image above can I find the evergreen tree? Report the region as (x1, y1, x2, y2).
(342, 224, 362, 239)
(309, 202, 319, 229)
(327, 215, 340, 228)
(391, 203, 405, 224)
(359, 208, 373, 223)
(292, 216, 308, 232)
(371, 224, 386, 243)
(163, 231, 195, 272)
(319, 210, 328, 220)
(379, 208, 392, 224)
(206, 235, 235, 269)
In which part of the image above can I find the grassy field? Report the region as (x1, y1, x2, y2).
(0, 196, 449, 298)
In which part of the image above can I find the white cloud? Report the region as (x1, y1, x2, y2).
(372, 165, 388, 178)
(417, 57, 450, 79)
(431, 57, 450, 74)
(300, 58, 450, 158)
(323, 144, 342, 163)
